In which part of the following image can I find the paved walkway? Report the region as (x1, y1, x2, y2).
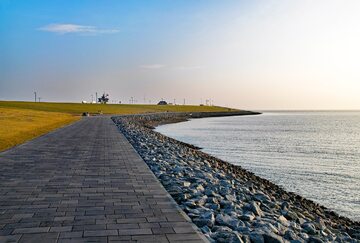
(0, 117, 206, 243)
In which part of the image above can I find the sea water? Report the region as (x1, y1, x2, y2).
(156, 111, 360, 221)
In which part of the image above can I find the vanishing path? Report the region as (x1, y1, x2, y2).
(0, 117, 206, 243)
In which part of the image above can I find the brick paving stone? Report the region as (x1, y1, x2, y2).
(0, 117, 207, 242)
(151, 227, 175, 234)
(106, 224, 139, 230)
(19, 232, 59, 243)
(83, 229, 118, 237)
(107, 235, 133, 242)
(58, 236, 107, 243)
(49, 226, 73, 232)
(166, 233, 205, 242)
(0, 234, 22, 243)
(13, 227, 50, 234)
(59, 231, 83, 239)
(117, 228, 152, 236)
(131, 235, 169, 243)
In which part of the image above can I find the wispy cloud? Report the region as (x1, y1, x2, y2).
(38, 24, 119, 35)
(173, 65, 205, 70)
(139, 64, 205, 70)
(139, 64, 166, 69)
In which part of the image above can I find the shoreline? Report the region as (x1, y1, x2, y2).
(112, 112, 360, 242)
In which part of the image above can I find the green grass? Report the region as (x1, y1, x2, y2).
(0, 101, 238, 115)
(0, 100, 238, 151)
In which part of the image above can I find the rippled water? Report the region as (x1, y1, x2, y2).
(156, 111, 360, 221)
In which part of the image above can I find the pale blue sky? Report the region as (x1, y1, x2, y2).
(1, 0, 360, 109)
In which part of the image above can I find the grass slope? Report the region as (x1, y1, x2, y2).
(0, 107, 79, 151)
(0, 101, 237, 115)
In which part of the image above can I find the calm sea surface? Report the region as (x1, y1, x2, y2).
(156, 111, 360, 221)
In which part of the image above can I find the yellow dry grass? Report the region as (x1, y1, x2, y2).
(0, 107, 79, 152)
(0, 101, 237, 115)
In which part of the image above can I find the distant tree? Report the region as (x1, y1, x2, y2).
(98, 93, 109, 104)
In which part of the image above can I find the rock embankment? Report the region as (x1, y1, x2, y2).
(112, 112, 360, 243)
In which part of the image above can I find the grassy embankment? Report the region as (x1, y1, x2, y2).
(0, 101, 237, 151)
(0, 108, 79, 152)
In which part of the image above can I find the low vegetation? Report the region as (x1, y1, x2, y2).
(0, 100, 238, 151)
(0, 107, 79, 152)
(0, 101, 237, 115)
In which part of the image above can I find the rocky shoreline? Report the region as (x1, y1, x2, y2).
(112, 112, 360, 243)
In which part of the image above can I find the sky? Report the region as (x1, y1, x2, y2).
(1, 0, 360, 110)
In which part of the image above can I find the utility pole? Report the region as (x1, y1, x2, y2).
(183, 98, 185, 105)
(34, 92, 37, 102)
(96, 92, 98, 103)
(91, 94, 94, 103)
(38, 97, 41, 102)
(173, 99, 176, 105)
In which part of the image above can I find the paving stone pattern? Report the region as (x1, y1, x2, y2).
(0, 117, 206, 243)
